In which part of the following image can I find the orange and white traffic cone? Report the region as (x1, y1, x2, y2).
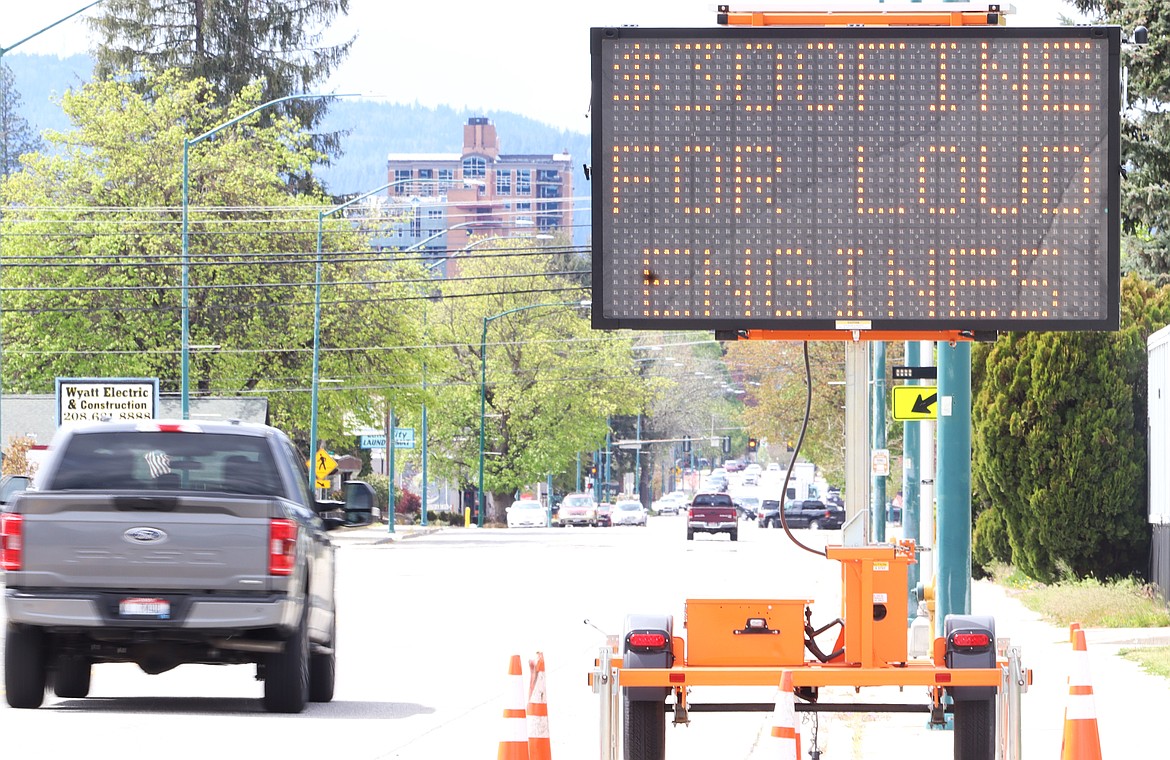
(527, 652, 552, 760)
(498, 655, 530, 760)
(769, 670, 801, 759)
(1060, 627, 1103, 760)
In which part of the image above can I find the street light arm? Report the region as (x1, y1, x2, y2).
(1, 1, 103, 57)
(187, 92, 361, 146)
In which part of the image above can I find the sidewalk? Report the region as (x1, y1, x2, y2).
(328, 521, 444, 546)
(794, 579, 1170, 758)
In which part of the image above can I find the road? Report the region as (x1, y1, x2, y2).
(2, 515, 1165, 758)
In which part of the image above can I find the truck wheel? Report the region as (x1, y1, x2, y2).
(686, 529, 694, 540)
(623, 695, 666, 760)
(264, 608, 309, 713)
(953, 699, 995, 760)
(53, 655, 92, 699)
(5, 623, 47, 709)
(729, 530, 738, 542)
(309, 615, 336, 703)
(808, 519, 822, 530)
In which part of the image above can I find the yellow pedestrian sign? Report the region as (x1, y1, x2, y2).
(314, 449, 338, 479)
(316, 478, 333, 489)
(892, 385, 938, 421)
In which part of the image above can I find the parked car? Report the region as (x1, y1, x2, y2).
(611, 499, 648, 526)
(506, 498, 547, 528)
(558, 493, 597, 527)
(596, 502, 613, 527)
(723, 459, 744, 472)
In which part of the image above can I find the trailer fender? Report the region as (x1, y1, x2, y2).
(943, 614, 997, 702)
(623, 613, 674, 702)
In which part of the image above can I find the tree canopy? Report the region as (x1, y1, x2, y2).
(0, 63, 42, 179)
(0, 70, 428, 451)
(90, 0, 353, 166)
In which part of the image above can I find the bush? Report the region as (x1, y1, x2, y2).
(972, 507, 1012, 579)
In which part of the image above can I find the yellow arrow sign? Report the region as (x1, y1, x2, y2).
(316, 478, 333, 489)
(892, 385, 938, 421)
(314, 449, 338, 479)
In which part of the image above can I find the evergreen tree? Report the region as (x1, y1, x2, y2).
(971, 275, 1170, 581)
(0, 63, 43, 179)
(1067, 2, 1170, 280)
(89, 0, 353, 167)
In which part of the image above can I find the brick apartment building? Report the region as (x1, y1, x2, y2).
(382, 117, 574, 255)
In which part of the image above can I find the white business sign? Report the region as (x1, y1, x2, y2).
(56, 377, 160, 425)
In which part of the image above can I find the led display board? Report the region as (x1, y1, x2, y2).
(590, 26, 1121, 332)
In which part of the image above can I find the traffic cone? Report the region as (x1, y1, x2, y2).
(769, 670, 801, 759)
(498, 655, 530, 760)
(1059, 627, 1102, 760)
(527, 652, 551, 760)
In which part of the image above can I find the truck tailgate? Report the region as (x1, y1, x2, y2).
(12, 492, 282, 591)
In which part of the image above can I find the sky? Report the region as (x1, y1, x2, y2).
(6, 1, 1092, 134)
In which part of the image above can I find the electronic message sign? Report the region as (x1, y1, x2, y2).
(590, 26, 1121, 332)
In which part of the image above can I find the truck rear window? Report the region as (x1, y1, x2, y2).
(47, 431, 282, 496)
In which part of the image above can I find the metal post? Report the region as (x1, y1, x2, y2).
(478, 315, 489, 527)
(871, 341, 887, 543)
(635, 414, 642, 501)
(546, 473, 553, 527)
(844, 340, 872, 538)
(919, 341, 937, 591)
(904, 340, 922, 621)
(576, 452, 582, 493)
(936, 340, 972, 635)
(386, 406, 396, 533)
(421, 401, 429, 527)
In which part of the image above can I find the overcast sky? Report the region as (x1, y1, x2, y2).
(6, 1, 1092, 133)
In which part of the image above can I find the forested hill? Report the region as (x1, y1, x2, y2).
(5, 54, 593, 244)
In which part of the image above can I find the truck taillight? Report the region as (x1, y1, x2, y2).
(268, 518, 297, 576)
(626, 631, 669, 651)
(1, 514, 23, 571)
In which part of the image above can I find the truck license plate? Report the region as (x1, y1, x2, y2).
(119, 597, 170, 619)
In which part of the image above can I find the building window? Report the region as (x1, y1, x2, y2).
(394, 169, 411, 185)
(427, 208, 443, 219)
(496, 169, 512, 195)
(438, 168, 454, 181)
(516, 169, 531, 194)
(418, 168, 433, 179)
(463, 156, 487, 179)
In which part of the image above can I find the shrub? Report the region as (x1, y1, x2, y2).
(972, 507, 1012, 578)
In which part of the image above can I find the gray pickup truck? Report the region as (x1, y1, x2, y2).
(0, 419, 374, 713)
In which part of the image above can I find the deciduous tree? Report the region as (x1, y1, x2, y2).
(0, 63, 42, 179)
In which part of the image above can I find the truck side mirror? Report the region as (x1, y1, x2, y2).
(342, 480, 380, 526)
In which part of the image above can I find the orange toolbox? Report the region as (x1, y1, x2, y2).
(684, 599, 811, 667)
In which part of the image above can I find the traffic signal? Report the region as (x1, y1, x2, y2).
(682, 435, 691, 453)
(721, 436, 731, 454)
(590, 465, 598, 476)
(748, 437, 758, 453)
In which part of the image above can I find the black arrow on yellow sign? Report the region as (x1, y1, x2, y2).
(892, 385, 938, 421)
(912, 392, 938, 415)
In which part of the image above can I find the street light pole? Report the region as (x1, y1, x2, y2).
(478, 300, 590, 527)
(310, 181, 393, 490)
(181, 91, 358, 420)
(0, 0, 104, 450)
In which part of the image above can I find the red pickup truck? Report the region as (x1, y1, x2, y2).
(686, 492, 738, 541)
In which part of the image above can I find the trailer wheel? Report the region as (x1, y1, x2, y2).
(686, 529, 694, 540)
(623, 695, 666, 760)
(953, 699, 995, 760)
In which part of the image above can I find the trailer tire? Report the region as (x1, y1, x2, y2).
(686, 529, 694, 540)
(623, 696, 666, 760)
(953, 699, 995, 760)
